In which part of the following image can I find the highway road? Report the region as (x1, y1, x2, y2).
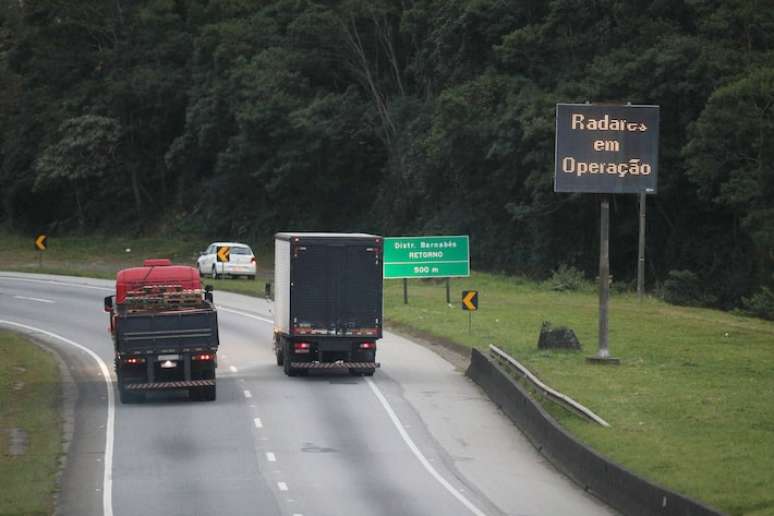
(0, 272, 615, 516)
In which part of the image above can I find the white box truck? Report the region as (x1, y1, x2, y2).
(273, 232, 383, 376)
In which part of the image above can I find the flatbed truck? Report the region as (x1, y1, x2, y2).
(105, 259, 220, 402)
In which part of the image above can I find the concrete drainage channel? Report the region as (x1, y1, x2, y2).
(465, 348, 725, 516)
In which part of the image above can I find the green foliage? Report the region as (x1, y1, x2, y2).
(1, 0, 773, 311)
(741, 286, 774, 321)
(662, 270, 718, 307)
(544, 264, 589, 292)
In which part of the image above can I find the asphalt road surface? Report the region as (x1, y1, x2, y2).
(0, 272, 615, 516)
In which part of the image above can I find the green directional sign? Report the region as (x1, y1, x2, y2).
(383, 235, 470, 279)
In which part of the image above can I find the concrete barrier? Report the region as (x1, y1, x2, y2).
(466, 348, 724, 516)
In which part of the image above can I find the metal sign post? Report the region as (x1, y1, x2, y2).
(637, 191, 646, 301)
(445, 278, 450, 304)
(587, 197, 619, 364)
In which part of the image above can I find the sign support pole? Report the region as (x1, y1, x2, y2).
(445, 278, 450, 304)
(588, 196, 620, 365)
(637, 191, 646, 302)
(468, 311, 472, 334)
(403, 278, 408, 305)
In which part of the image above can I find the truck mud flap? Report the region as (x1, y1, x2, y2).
(289, 361, 380, 369)
(124, 379, 216, 390)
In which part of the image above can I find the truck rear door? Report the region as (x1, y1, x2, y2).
(291, 240, 382, 336)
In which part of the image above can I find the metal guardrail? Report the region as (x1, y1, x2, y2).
(489, 345, 610, 428)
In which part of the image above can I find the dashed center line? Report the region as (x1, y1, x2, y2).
(266, 452, 276, 462)
(253, 417, 263, 429)
(243, 389, 252, 398)
(277, 482, 288, 491)
(229, 365, 238, 373)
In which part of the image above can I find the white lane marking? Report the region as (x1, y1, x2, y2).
(243, 390, 252, 399)
(0, 320, 115, 516)
(366, 378, 487, 516)
(254, 417, 263, 429)
(229, 365, 238, 373)
(277, 482, 288, 491)
(0, 276, 112, 291)
(218, 306, 273, 324)
(266, 452, 276, 462)
(13, 295, 55, 304)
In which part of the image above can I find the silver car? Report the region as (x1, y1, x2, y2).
(197, 242, 257, 280)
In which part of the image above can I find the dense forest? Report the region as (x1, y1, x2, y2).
(0, 0, 772, 311)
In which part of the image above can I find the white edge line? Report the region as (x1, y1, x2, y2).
(0, 275, 113, 291)
(0, 320, 114, 516)
(243, 390, 252, 399)
(14, 295, 55, 303)
(229, 365, 238, 373)
(218, 306, 273, 325)
(254, 417, 263, 429)
(277, 481, 288, 491)
(489, 345, 610, 427)
(366, 378, 487, 516)
(266, 452, 276, 462)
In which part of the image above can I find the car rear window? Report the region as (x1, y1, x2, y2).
(230, 246, 252, 255)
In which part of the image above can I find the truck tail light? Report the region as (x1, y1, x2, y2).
(359, 342, 376, 350)
(294, 342, 311, 353)
(192, 353, 214, 361)
(123, 357, 146, 365)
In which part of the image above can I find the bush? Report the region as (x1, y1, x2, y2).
(662, 270, 717, 307)
(741, 287, 774, 320)
(545, 264, 589, 292)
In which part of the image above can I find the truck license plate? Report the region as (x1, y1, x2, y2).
(157, 354, 180, 361)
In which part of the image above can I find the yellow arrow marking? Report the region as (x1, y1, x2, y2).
(217, 246, 231, 262)
(462, 291, 477, 311)
(35, 234, 47, 251)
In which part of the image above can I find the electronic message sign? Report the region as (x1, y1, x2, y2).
(555, 104, 659, 194)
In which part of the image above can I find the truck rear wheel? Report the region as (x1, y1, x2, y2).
(189, 385, 216, 401)
(119, 386, 143, 404)
(276, 348, 284, 366)
(349, 368, 375, 377)
(282, 340, 298, 376)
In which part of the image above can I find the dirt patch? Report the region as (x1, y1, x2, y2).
(6, 427, 28, 456)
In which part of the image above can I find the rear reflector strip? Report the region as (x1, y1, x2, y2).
(290, 362, 380, 369)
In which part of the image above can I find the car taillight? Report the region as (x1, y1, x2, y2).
(192, 353, 214, 361)
(359, 342, 376, 350)
(294, 342, 311, 353)
(251, 256, 256, 263)
(123, 357, 146, 365)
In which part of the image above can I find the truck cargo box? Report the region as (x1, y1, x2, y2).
(274, 232, 383, 338)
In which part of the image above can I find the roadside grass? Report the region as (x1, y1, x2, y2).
(2, 233, 773, 514)
(384, 273, 774, 516)
(0, 231, 272, 282)
(0, 331, 62, 515)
